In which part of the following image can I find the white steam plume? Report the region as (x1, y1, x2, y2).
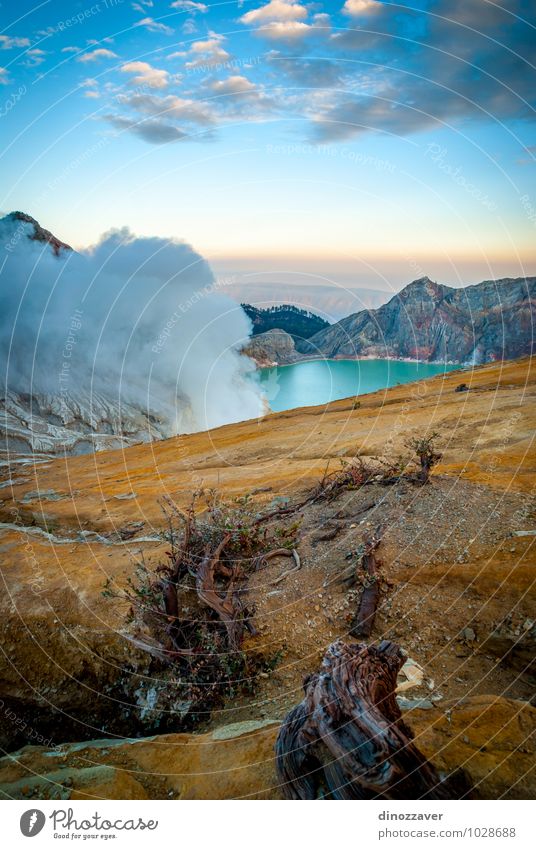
(0, 217, 264, 436)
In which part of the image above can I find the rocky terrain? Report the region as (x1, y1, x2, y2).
(276, 276, 536, 365)
(0, 356, 534, 798)
(1, 390, 175, 456)
(242, 328, 300, 367)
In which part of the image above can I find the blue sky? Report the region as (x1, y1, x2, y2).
(1, 0, 535, 295)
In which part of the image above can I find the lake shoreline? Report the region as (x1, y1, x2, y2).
(260, 354, 467, 369)
(258, 357, 462, 413)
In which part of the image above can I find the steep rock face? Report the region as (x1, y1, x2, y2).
(242, 328, 299, 366)
(1, 390, 177, 455)
(298, 276, 536, 363)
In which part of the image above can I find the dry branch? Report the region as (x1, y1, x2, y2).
(271, 548, 301, 585)
(350, 530, 382, 638)
(195, 533, 245, 650)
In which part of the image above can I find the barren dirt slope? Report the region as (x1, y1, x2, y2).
(0, 357, 534, 798)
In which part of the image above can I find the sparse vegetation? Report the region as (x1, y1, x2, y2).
(404, 432, 442, 484)
(102, 432, 442, 726)
(241, 302, 329, 340)
(103, 489, 300, 722)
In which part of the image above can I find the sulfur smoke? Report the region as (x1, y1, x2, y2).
(0, 216, 264, 436)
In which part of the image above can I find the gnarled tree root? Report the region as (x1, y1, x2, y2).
(276, 640, 470, 800)
(196, 533, 245, 651)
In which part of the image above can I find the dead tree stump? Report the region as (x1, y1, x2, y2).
(350, 531, 382, 638)
(276, 640, 468, 799)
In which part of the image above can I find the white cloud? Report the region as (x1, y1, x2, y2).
(0, 67, 9, 85)
(239, 1, 328, 40)
(206, 74, 274, 119)
(119, 91, 215, 125)
(61, 46, 80, 53)
(105, 114, 189, 143)
(210, 75, 256, 95)
(240, 0, 307, 24)
(80, 78, 98, 87)
(120, 60, 169, 89)
(256, 20, 312, 39)
(134, 16, 174, 34)
(132, 0, 153, 11)
(84, 90, 100, 99)
(185, 34, 231, 67)
(0, 35, 30, 49)
(24, 48, 46, 67)
(170, 1, 208, 10)
(77, 48, 118, 63)
(190, 36, 227, 54)
(343, 0, 377, 15)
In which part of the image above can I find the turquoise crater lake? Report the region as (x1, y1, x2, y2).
(259, 359, 459, 413)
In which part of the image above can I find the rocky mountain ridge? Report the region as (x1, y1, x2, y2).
(5, 211, 72, 255)
(296, 275, 535, 364)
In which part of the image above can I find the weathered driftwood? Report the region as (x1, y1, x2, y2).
(276, 640, 464, 799)
(350, 531, 382, 638)
(195, 533, 245, 650)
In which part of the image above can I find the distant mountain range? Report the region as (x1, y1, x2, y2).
(248, 275, 535, 366)
(224, 280, 389, 320)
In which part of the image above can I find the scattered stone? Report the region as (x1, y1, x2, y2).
(397, 696, 434, 710)
(397, 658, 425, 693)
(21, 489, 64, 503)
